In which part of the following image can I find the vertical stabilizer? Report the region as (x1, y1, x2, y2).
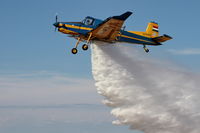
(146, 22, 159, 37)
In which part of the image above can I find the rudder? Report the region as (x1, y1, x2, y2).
(146, 22, 159, 37)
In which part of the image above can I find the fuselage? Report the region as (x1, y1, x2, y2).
(53, 16, 160, 46)
(53, 12, 172, 54)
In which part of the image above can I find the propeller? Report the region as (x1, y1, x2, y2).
(55, 14, 58, 23)
(54, 13, 58, 32)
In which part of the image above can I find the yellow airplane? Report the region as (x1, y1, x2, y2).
(53, 11, 172, 54)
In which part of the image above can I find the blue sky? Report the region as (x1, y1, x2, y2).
(0, 0, 200, 133)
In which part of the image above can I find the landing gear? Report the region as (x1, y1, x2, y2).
(143, 45, 150, 53)
(82, 33, 92, 51)
(71, 37, 81, 54)
(70, 33, 92, 54)
(82, 44, 88, 50)
(71, 48, 78, 54)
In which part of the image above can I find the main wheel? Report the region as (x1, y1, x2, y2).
(71, 48, 78, 54)
(82, 44, 88, 50)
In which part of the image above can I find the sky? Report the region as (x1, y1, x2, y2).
(0, 0, 200, 133)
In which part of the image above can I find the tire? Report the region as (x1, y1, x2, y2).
(82, 44, 88, 50)
(144, 48, 149, 53)
(71, 48, 78, 54)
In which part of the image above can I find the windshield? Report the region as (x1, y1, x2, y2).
(82, 18, 94, 25)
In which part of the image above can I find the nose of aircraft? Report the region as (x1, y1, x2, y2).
(53, 22, 59, 27)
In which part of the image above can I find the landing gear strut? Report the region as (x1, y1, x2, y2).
(71, 33, 92, 54)
(82, 33, 92, 51)
(71, 37, 81, 54)
(143, 45, 149, 53)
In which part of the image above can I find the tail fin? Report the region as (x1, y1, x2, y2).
(146, 22, 159, 37)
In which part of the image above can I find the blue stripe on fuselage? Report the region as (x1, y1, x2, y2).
(66, 27, 90, 34)
(61, 22, 93, 34)
(123, 31, 153, 42)
(118, 31, 157, 45)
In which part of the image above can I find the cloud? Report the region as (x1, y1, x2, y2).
(0, 72, 113, 130)
(0, 71, 100, 106)
(168, 48, 200, 55)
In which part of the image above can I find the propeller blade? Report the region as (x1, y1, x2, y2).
(54, 13, 58, 32)
(56, 15, 58, 23)
(54, 13, 59, 32)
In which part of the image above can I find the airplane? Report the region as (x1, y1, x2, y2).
(53, 11, 172, 54)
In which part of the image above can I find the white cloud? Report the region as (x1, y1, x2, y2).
(168, 48, 200, 55)
(0, 71, 101, 106)
(0, 71, 113, 130)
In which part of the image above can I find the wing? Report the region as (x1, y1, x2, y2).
(89, 11, 132, 41)
(153, 34, 172, 43)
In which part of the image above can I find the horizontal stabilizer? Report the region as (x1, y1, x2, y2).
(112, 11, 133, 21)
(153, 34, 172, 43)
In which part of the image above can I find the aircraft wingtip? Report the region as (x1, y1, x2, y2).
(113, 11, 133, 20)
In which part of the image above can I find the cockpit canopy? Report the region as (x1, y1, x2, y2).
(82, 16, 102, 26)
(82, 17, 94, 25)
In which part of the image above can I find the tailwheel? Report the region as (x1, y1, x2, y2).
(144, 48, 150, 53)
(71, 48, 78, 54)
(82, 44, 88, 51)
(143, 45, 150, 53)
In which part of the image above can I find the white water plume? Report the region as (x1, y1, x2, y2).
(91, 42, 200, 133)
